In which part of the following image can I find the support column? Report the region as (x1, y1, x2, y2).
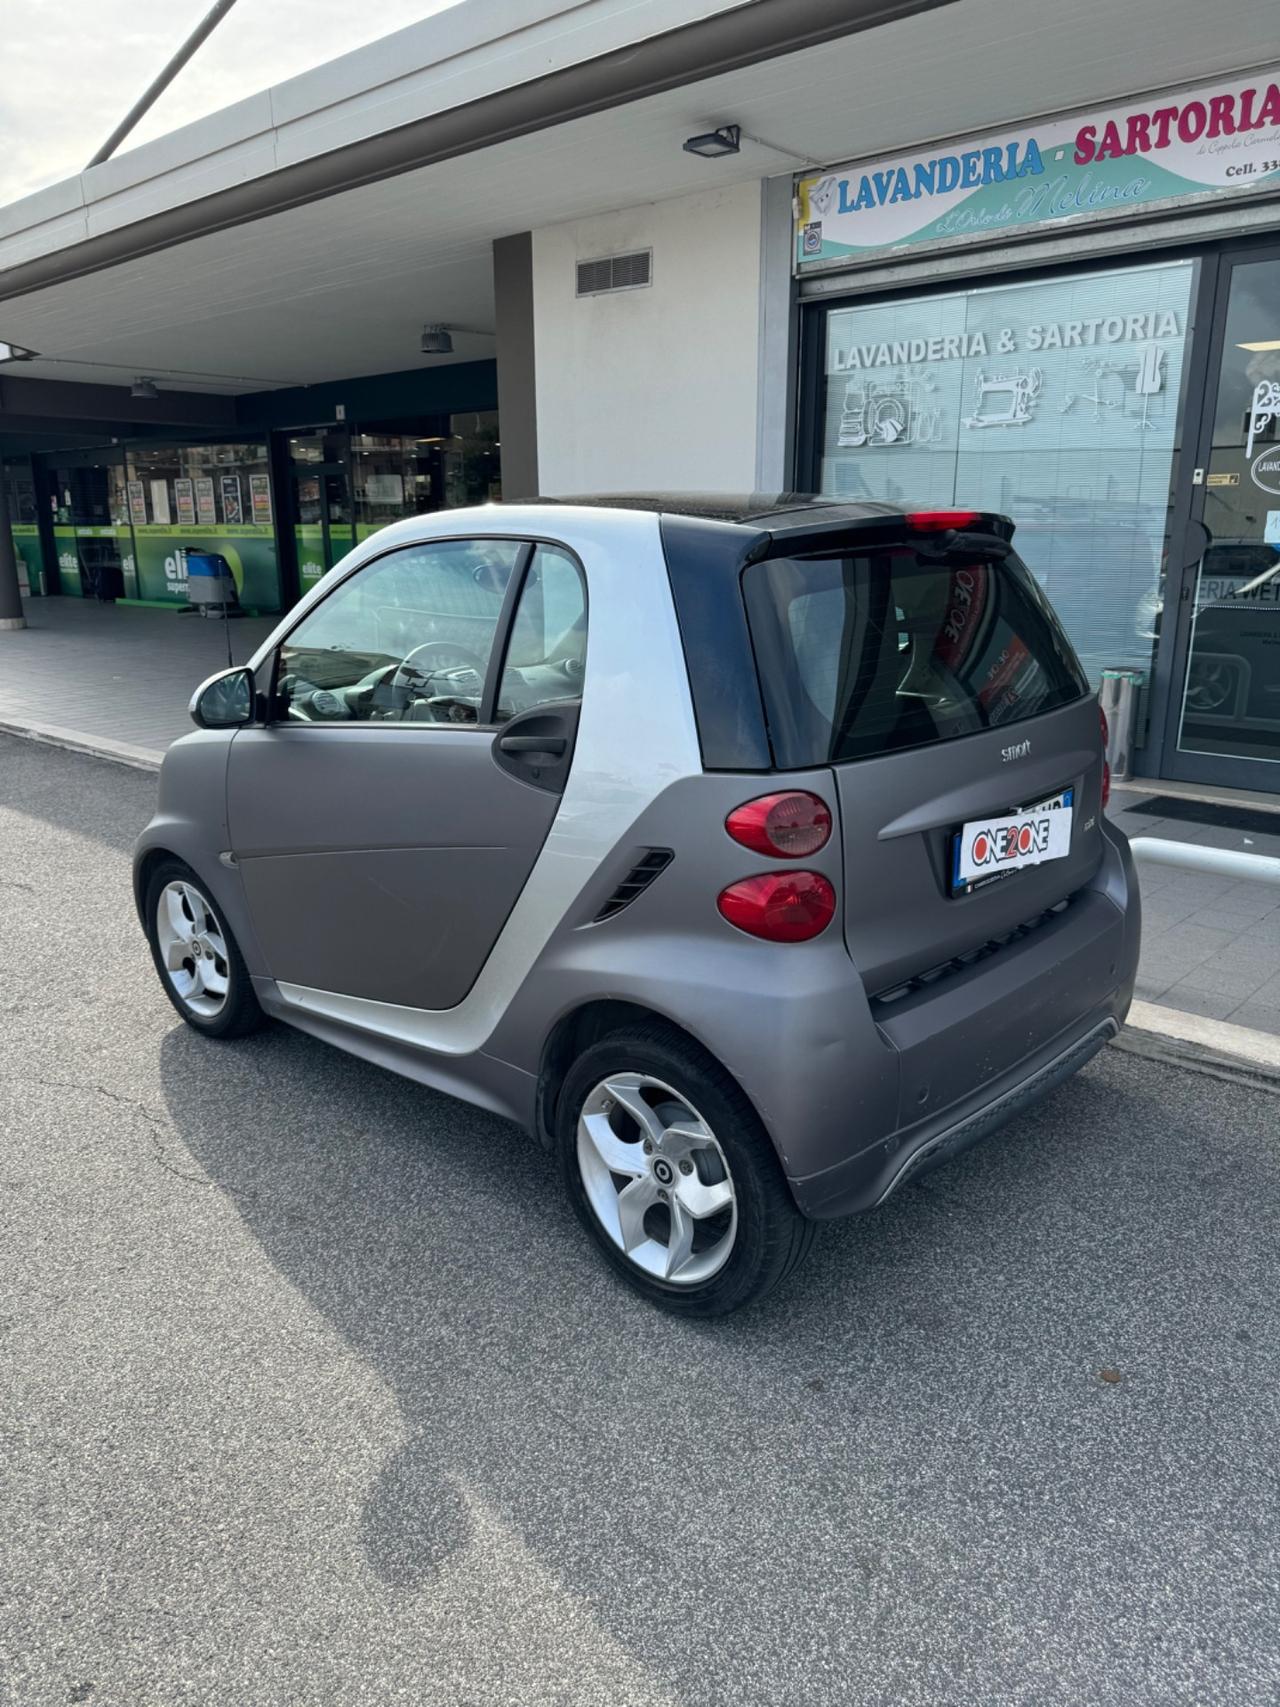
(0, 469, 26, 630)
(493, 232, 538, 500)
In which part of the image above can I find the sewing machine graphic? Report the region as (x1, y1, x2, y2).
(962, 366, 1043, 429)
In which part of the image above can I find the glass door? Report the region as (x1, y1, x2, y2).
(1168, 250, 1280, 788)
(288, 432, 353, 595)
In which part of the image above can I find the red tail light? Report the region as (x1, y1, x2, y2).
(717, 872, 836, 942)
(907, 509, 980, 533)
(725, 790, 832, 858)
(1099, 703, 1111, 809)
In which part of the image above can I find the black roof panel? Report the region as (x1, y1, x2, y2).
(546, 492, 918, 530)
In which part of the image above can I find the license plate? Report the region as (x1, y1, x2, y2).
(952, 789, 1074, 892)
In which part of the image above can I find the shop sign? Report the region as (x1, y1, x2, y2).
(126, 480, 148, 528)
(195, 477, 217, 525)
(132, 523, 281, 610)
(221, 475, 243, 526)
(795, 68, 1280, 269)
(1251, 448, 1280, 495)
(174, 478, 196, 526)
(249, 473, 273, 526)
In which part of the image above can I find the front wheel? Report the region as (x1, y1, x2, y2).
(556, 1024, 815, 1316)
(145, 858, 265, 1039)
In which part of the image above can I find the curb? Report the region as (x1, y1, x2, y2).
(0, 717, 162, 773)
(1114, 1000, 1280, 1090)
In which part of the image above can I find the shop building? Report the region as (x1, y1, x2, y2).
(1, 0, 1278, 796)
(4, 365, 499, 613)
(785, 64, 1280, 795)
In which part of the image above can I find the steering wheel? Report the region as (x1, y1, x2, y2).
(385, 640, 489, 718)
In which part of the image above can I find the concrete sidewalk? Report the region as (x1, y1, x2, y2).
(0, 595, 275, 763)
(1109, 787, 1280, 1036)
(2, 594, 1278, 1037)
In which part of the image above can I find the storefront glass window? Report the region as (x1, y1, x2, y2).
(817, 259, 1195, 681)
(47, 457, 130, 600)
(350, 410, 501, 535)
(126, 441, 281, 610)
(4, 459, 43, 596)
(1177, 257, 1280, 769)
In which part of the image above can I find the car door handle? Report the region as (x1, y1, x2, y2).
(498, 733, 568, 756)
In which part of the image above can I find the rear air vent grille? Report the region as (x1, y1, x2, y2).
(870, 895, 1078, 1012)
(593, 849, 673, 922)
(576, 250, 653, 296)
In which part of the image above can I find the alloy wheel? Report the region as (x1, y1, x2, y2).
(155, 880, 231, 1018)
(576, 1073, 738, 1285)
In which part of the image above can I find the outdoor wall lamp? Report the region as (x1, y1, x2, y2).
(131, 377, 160, 399)
(682, 124, 741, 158)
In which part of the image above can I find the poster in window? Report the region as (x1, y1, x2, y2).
(174, 478, 196, 526)
(221, 475, 243, 526)
(194, 476, 217, 525)
(127, 480, 148, 527)
(249, 472, 274, 526)
(150, 480, 171, 527)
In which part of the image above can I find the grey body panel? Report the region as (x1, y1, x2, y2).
(479, 760, 1138, 1209)
(225, 724, 558, 1008)
(834, 694, 1106, 994)
(133, 729, 269, 978)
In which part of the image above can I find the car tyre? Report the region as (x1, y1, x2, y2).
(145, 857, 265, 1040)
(556, 1022, 816, 1316)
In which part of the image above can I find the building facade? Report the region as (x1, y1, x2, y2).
(1, 1, 1277, 793)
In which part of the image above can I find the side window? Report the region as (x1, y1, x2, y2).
(496, 546, 587, 724)
(277, 538, 521, 724)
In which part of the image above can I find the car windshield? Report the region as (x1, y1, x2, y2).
(742, 546, 1088, 767)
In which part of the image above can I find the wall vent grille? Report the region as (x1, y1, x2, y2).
(576, 250, 653, 296)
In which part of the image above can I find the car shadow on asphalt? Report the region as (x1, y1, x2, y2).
(148, 1008, 1278, 1698)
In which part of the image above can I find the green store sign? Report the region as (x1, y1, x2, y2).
(132, 524, 281, 608)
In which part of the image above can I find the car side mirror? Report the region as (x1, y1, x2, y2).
(190, 665, 257, 730)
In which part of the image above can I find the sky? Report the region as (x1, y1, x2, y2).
(0, 0, 452, 207)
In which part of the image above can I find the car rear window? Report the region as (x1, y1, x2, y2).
(742, 548, 1089, 767)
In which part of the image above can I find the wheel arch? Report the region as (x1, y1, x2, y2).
(534, 998, 722, 1151)
(133, 843, 178, 925)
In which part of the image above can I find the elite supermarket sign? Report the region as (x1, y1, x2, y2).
(795, 69, 1280, 269)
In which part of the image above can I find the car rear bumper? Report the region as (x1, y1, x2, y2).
(789, 1006, 1122, 1219)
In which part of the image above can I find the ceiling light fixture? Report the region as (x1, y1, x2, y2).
(1238, 339, 1280, 352)
(682, 124, 741, 159)
(0, 340, 37, 363)
(420, 325, 454, 355)
(131, 376, 159, 399)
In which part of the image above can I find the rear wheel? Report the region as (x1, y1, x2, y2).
(145, 858, 264, 1039)
(556, 1024, 815, 1316)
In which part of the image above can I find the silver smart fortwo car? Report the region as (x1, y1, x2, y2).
(135, 496, 1139, 1315)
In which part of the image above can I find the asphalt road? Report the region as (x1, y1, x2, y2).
(2, 732, 1279, 1707)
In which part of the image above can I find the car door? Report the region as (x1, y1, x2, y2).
(226, 535, 587, 1009)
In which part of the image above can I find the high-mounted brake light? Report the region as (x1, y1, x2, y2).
(717, 872, 836, 943)
(1099, 703, 1111, 809)
(907, 509, 981, 533)
(725, 791, 832, 858)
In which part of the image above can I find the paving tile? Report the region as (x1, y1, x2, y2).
(1172, 963, 1275, 999)
(1155, 986, 1241, 1021)
(1224, 1000, 1280, 1038)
